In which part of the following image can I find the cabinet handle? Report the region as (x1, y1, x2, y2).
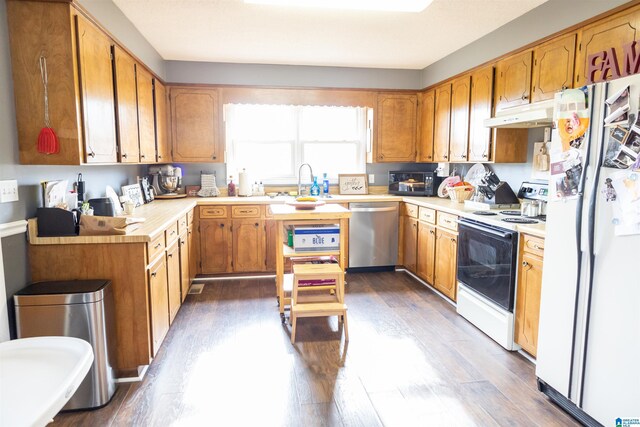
(88, 151, 96, 158)
(168, 253, 173, 258)
(443, 155, 448, 159)
(122, 153, 127, 159)
(154, 243, 162, 249)
(140, 153, 146, 159)
(482, 154, 488, 159)
(212, 155, 217, 160)
(255, 222, 259, 227)
(151, 272, 157, 277)
(158, 155, 162, 160)
(239, 210, 252, 213)
(429, 230, 435, 235)
(461, 154, 467, 159)
(521, 95, 529, 101)
(170, 230, 176, 236)
(522, 261, 530, 267)
(450, 238, 456, 242)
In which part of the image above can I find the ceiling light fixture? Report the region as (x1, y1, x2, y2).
(245, 0, 432, 13)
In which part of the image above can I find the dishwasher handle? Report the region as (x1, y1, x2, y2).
(350, 207, 398, 213)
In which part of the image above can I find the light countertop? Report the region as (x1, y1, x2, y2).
(27, 193, 545, 245)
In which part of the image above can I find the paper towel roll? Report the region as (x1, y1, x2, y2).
(238, 169, 252, 196)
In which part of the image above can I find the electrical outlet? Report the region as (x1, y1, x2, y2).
(368, 174, 375, 184)
(0, 180, 19, 203)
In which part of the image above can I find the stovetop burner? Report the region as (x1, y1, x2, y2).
(500, 210, 522, 216)
(501, 217, 538, 224)
(473, 211, 498, 216)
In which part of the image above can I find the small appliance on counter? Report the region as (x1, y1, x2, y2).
(87, 197, 116, 216)
(388, 171, 442, 196)
(149, 165, 184, 198)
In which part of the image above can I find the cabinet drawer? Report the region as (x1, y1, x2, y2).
(522, 235, 545, 257)
(200, 206, 228, 218)
(178, 214, 188, 234)
(165, 221, 179, 245)
(148, 233, 166, 262)
(403, 203, 418, 218)
(418, 207, 436, 224)
(437, 212, 458, 231)
(232, 205, 262, 218)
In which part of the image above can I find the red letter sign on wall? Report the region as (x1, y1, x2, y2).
(587, 40, 640, 84)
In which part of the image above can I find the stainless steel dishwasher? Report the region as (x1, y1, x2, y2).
(348, 202, 399, 270)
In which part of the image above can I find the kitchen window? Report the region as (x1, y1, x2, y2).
(225, 104, 369, 184)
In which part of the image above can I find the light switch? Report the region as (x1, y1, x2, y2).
(368, 174, 375, 184)
(0, 180, 19, 203)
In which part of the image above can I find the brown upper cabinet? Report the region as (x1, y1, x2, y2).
(575, 4, 640, 86)
(417, 90, 435, 162)
(136, 66, 157, 163)
(433, 83, 452, 162)
(532, 33, 576, 102)
(494, 50, 533, 112)
(469, 65, 494, 162)
(449, 75, 471, 162)
(7, 0, 120, 165)
(113, 46, 140, 163)
(374, 93, 417, 162)
(6, 0, 165, 165)
(170, 87, 223, 162)
(155, 81, 171, 163)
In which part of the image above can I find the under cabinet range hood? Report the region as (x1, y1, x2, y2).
(484, 99, 554, 128)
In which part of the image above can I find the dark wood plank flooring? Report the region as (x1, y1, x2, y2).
(53, 272, 578, 426)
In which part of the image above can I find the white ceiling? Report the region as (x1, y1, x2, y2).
(113, 0, 548, 70)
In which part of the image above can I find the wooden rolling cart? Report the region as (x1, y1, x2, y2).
(270, 204, 351, 322)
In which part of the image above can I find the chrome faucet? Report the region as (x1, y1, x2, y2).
(297, 163, 314, 196)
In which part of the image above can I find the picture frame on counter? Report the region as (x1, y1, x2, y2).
(338, 174, 368, 195)
(121, 184, 144, 207)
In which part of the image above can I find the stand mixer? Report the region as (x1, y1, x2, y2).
(149, 165, 183, 197)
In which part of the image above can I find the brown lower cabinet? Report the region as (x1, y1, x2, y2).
(199, 206, 267, 274)
(402, 215, 418, 273)
(515, 234, 545, 357)
(166, 240, 181, 324)
(434, 227, 458, 301)
(148, 254, 170, 357)
(179, 231, 190, 302)
(416, 221, 436, 284)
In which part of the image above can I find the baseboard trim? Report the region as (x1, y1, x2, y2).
(0, 220, 28, 238)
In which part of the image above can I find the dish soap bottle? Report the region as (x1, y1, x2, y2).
(322, 173, 329, 197)
(310, 176, 320, 196)
(228, 176, 236, 197)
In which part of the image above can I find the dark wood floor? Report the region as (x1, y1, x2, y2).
(53, 272, 578, 426)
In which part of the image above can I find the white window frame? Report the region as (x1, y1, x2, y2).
(225, 104, 369, 185)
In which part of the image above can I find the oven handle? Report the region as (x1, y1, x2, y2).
(457, 220, 514, 239)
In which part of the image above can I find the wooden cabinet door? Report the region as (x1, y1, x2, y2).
(469, 65, 494, 162)
(434, 228, 457, 301)
(515, 252, 543, 357)
(403, 216, 418, 273)
(188, 225, 198, 280)
(575, 5, 640, 86)
(449, 75, 471, 162)
(76, 15, 117, 163)
(137, 66, 156, 163)
(155, 80, 171, 163)
(179, 232, 190, 302)
(375, 93, 417, 162)
(113, 46, 139, 163)
(149, 255, 169, 356)
(232, 219, 266, 272)
(170, 87, 221, 162)
(532, 33, 576, 102)
(417, 90, 435, 162)
(166, 241, 181, 324)
(417, 221, 436, 285)
(265, 220, 278, 272)
(495, 50, 533, 111)
(200, 219, 231, 273)
(433, 84, 451, 162)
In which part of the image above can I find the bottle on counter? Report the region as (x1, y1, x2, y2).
(322, 173, 329, 197)
(228, 176, 236, 196)
(258, 181, 265, 196)
(310, 176, 320, 196)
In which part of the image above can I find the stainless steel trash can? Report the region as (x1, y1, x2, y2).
(14, 280, 117, 410)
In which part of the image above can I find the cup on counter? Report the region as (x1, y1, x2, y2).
(123, 200, 135, 215)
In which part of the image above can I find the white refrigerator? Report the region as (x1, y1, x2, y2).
(536, 74, 640, 426)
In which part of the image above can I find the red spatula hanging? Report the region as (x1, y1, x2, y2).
(37, 56, 59, 155)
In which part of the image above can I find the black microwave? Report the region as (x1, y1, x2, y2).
(388, 171, 442, 196)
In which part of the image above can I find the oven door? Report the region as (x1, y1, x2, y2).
(457, 219, 518, 311)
